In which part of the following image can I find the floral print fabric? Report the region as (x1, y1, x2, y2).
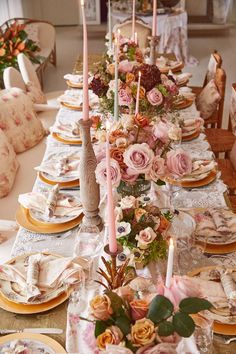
(0, 88, 45, 153)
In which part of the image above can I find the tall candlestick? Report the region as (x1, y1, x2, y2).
(81, 0, 89, 120)
(108, 0, 112, 51)
(152, 0, 157, 36)
(132, 0, 135, 40)
(114, 36, 119, 121)
(134, 31, 138, 45)
(106, 122, 118, 253)
(135, 71, 141, 115)
(165, 238, 174, 288)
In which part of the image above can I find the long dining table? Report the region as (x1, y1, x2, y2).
(1, 62, 236, 354)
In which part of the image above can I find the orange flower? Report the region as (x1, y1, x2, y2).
(126, 72, 135, 84)
(110, 147, 126, 168)
(157, 215, 170, 233)
(134, 113, 149, 128)
(0, 48, 6, 57)
(139, 86, 146, 99)
(90, 294, 113, 321)
(97, 326, 123, 350)
(90, 115, 101, 129)
(109, 129, 128, 144)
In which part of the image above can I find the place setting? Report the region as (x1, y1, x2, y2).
(156, 55, 184, 73)
(57, 89, 99, 111)
(16, 184, 83, 233)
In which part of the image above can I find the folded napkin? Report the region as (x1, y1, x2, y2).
(179, 87, 196, 101)
(18, 191, 82, 217)
(174, 72, 192, 85)
(50, 119, 80, 138)
(0, 253, 88, 302)
(64, 73, 83, 85)
(182, 118, 204, 136)
(45, 184, 60, 217)
(156, 56, 181, 69)
(181, 160, 216, 181)
(58, 90, 99, 108)
(35, 151, 80, 178)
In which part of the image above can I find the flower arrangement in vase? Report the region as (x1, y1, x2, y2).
(0, 21, 42, 87)
(82, 276, 212, 353)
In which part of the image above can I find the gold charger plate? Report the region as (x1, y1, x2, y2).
(174, 98, 194, 110)
(60, 101, 82, 111)
(165, 169, 217, 188)
(16, 205, 83, 234)
(38, 171, 80, 188)
(188, 266, 236, 335)
(66, 80, 83, 89)
(51, 132, 82, 145)
(182, 130, 200, 142)
(0, 333, 67, 352)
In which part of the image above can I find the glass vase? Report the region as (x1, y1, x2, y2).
(117, 179, 151, 198)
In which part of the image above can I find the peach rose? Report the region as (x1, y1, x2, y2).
(110, 147, 126, 169)
(97, 326, 123, 350)
(166, 149, 192, 177)
(130, 318, 156, 347)
(114, 285, 135, 302)
(134, 114, 149, 128)
(107, 63, 115, 76)
(147, 156, 166, 181)
(90, 294, 113, 321)
(126, 72, 135, 84)
(109, 130, 128, 144)
(135, 227, 157, 249)
(130, 299, 149, 321)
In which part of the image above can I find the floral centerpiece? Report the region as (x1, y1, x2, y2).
(114, 195, 171, 267)
(0, 21, 42, 87)
(94, 115, 192, 195)
(82, 277, 212, 353)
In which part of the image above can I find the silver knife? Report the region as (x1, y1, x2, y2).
(0, 328, 63, 335)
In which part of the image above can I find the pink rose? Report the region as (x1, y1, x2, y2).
(130, 298, 149, 321)
(94, 143, 106, 163)
(121, 168, 139, 183)
(136, 343, 177, 354)
(123, 143, 154, 174)
(118, 60, 134, 73)
(90, 294, 113, 321)
(152, 121, 169, 143)
(135, 227, 157, 249)
(95, 158, 121, 187)
(147, 156, 166, 181)
(147, 88, 163, 106)
(166, 149, 192, 177)
(119, 87, 133, 106)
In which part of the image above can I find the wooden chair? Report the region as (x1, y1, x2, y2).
(216, 140, 236, 195)
(191, 51, 222, 95)
(205, 83, 236, 157)
(113, 18, 151, 50)
(229, 195, 236, 213)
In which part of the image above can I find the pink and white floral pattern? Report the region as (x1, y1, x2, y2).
(0, 88, 45, 153)
(26, 81, 47, 104)
(0, 128, 19, 198)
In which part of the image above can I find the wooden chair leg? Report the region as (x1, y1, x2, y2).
(50, 44, 57, 67)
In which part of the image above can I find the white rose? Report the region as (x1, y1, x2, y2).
(120, 114, 134, 130)
(114, 206, 123, 222)
(135, 227, 157, 249)
(168, 125, 182, 141)
(120, 195, 137, 209)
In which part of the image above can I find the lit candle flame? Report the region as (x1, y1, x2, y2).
(169, 238, 173, 246)
(81, 0, 84, 6)
(138, 71, 141, 78)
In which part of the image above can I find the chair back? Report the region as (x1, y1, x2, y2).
(229, 83, 236, 135)
(214, 67, 226, 128)
(17, 53, 41, 89)
(113, 18, 151, 50)
(203, 51, 222, 87)
(3, 67, 26, 91)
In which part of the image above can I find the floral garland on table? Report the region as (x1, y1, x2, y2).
(82, 277, 212, 353)
(0, 21, 42, 87)
(114, 195, 171, 267)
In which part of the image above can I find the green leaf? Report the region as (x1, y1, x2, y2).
(147, 295, 174, 323)
(156, 179, 166, 186)
(173, 312, 195, 337)
(95, 320, 108, 338)
(105, 291, 124, 314)
(158, 320, 174, 336)
(179, 297, 212, 314)
(115, 315, 131, 335)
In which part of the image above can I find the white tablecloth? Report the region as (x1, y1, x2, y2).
(111, 10, 198, 65)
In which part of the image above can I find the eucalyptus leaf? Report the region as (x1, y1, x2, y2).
(115, 315, 131, 335)
(158, 320, 174, 336)
(105, 291, 124, 314)
(147, 295, 174, 323)
(173, 312, 195, 337)
(95, 320, 108, 338)
(179, 297, 212, 314)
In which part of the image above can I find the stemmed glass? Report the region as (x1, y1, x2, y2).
(192, 314, 213, 354)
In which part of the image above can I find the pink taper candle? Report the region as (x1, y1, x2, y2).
(152, 0, 157, 36)
(106, 122, 118, 253)
(132, 0, 135, 40)
(165, 238, 174, 288)
(135, 71, 141, 115)
(81, 0, 89, 120)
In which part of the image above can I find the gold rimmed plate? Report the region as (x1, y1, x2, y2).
(38, 171, 80, 188)
(165, 169, 217, 188)
(182, 130, 200, 142)
(51, 132, 82, 145)
(16, 205, 83, 234)
(60, 101, 82, 111)
(0, 333, 67, 353)
(174, 98, 194, 110)
(158, 62, 184, 74)
(188, 266, 236, 335)
(66, 80, 83, 89)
